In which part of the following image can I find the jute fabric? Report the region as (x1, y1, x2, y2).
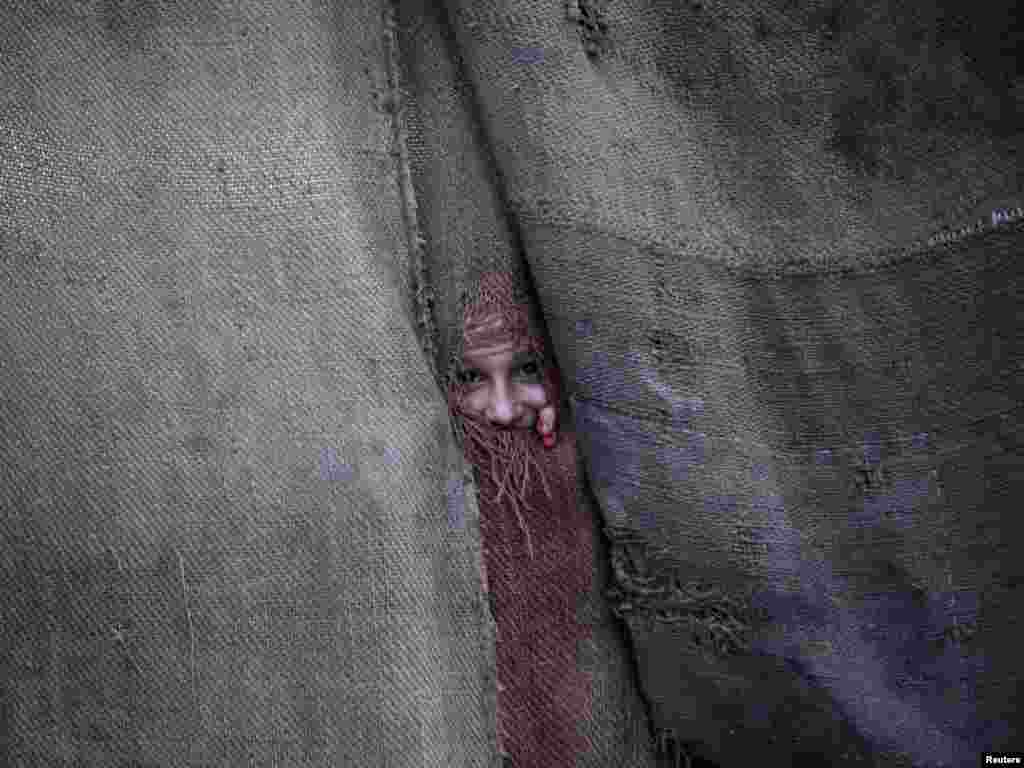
(1, 1, 499, 765)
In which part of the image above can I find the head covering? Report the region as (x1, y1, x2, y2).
(445, 270, 549, 378)
(445, 271, 595, 766)
(445, 271, 563, 560)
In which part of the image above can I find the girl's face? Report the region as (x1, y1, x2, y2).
(458, 339, 552, 430)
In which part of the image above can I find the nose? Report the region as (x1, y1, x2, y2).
(485, 382, 520, 426)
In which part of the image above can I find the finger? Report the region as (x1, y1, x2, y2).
(546, 406, 558, 434)
(538, 406, 555, 435)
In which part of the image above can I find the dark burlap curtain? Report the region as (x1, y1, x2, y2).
(416, 1, 1022, 766)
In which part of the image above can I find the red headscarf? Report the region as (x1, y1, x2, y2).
(446, 272, 595, 767)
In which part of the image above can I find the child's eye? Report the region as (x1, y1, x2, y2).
(519, 361, 540, 376)
(459, 368, 482, 385)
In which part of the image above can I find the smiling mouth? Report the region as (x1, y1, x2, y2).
(481, 412, 536, 431)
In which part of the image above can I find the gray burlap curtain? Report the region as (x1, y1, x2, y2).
(2, 0, 1021, 767)
(1, 2, 503, 766)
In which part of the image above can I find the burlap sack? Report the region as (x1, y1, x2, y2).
(1, 2, 500, 766)
(427, 1, 1023, 766)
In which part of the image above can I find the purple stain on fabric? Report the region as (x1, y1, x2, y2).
(682, 397, 704, 417)
(704, 494, 737, 515)
(623, 349, 645, 373)
(669, 397, 704, 430)
(912, 432, 929, 450)
(977, 712, 1012, 748)
(511, 45, 544, 64)
(658, 431, 706, 483)
(815, 447, 834, 466)
(854, 585, 987, 752)
(752, 494, 805, 579)
(742, 493, 982, 767)
(573, 398, 645, 510)
(862, 431, 882, 466)
(383, 445, 401, 466)
(752, 462, 770, 482)
(747, 698, 775, 728)
(603, 492, 626, 519)
(686, 431, 706, 463)
(638, 507, 657, 530)
(918, 645, 986, 704)
(580, 349, 611, 385)
(575, 318, 594, 337)
(851, 496, 882, 529)
(580, 348, 648, 403)
(928, 589, 979, 630)
(888, 477, 930, 525)
(446, 476, 465, 531)
(319, 447, 355, 482)
(752, 493, 786, 519)
(751, 496, 832, 604)
(668, 409, 691, 432)
(855, 476, 930, 530)
(861, 589, 932, 649)
(749, 588, 829, 635)
(801, 554, 840, 616)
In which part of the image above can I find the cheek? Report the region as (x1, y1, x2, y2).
(460, 385, 546, 417)
(519, 383, 550, 408)
(462, 389, 488, 414)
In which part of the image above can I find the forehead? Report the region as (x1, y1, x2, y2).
(462, 339, 535, 368)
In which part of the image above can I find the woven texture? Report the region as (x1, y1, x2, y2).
(0, 2, 499, 766)
(3, 0, 1022, 766)
(432, 1, 1023, 766)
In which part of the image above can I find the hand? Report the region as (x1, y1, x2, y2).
(537, 404, 558, 448)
